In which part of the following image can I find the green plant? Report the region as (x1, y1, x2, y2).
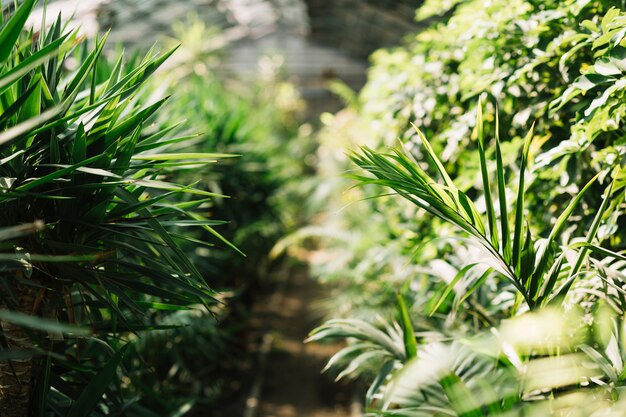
(297, 0, 626, 344)
(312, 106, 626, 415)
(316, 305, 626, 416)
(0, 2, 232, 415)
(357, 0, 626, 237)
(294, 0, 626, 414)
(76, 16, 309, 417)
(352, 105, 621, 310)
(152, 18, 311, 291)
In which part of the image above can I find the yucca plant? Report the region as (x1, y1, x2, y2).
(0, 1, 233, 415)
(351, 100, 622, 312)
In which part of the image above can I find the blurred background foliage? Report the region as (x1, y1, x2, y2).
(120, 18, 316, 416)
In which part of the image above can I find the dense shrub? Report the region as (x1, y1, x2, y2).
(305, 0, 626, 414)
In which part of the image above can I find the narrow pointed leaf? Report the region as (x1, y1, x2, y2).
(397, 292, 417, 360)
(66, 345, 129, 417)
(476, 100, 498, 249)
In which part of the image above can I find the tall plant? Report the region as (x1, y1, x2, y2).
(0, 1, 231, 415)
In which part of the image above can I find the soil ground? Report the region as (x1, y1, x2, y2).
(251, 265, 353, 417)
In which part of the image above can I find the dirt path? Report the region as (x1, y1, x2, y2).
(250, 266, 354, 417)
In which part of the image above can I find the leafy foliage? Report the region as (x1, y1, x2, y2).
(156, 47, 309, 284)
(101, 16, 312, 417)
(0, 2, 236, 415)
(304, 0, 626, 415)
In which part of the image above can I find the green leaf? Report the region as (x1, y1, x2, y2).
(0, 105, 64, 147)
(411, 123, 455, 188)
(440, 372, 482, 417)
(0, 0, 37, 63)
(17, 72, 42, 123)
(0, 81, 39, 127)
(132, 152, 237, 161)
(105, 46, 179, 102)
(512, 124, 534, 273)
(0, 33, 69, 95)
(307, 318, 403, 359)
(134, 301, 193, 311)
(72, 123, 87, 163)
(576, 243, 626, 263)
(572, 74, 614, 91)
(494, 111, 511, 263)
(104, 97, 168, 144)
(365, 360, 395, 408)
(13, 154, 103, 192)
(475, 99, 498, 250)
(66, 344, 129, 417)
(519, 226, 536, 297)
(113, 188, 215, 298)
(63, 32, 109, 98)
(561, 175, 615, 296)
(594, 58, 622, 76)
(189, 211, 244, 256)
(546, 172, 600, 244)
(397, 292, 417, 360)
(429, 264, 477, 316)
(0, 309, 90, 336)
